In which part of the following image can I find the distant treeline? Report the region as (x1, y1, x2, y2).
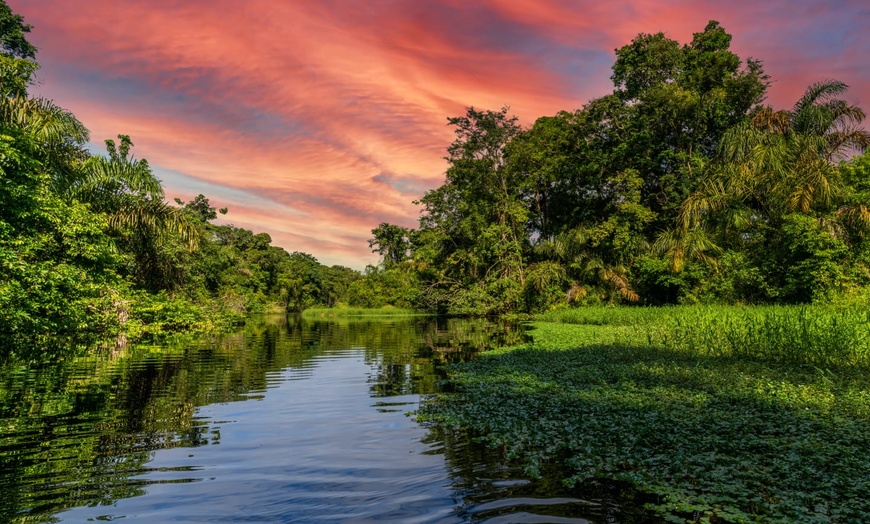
(356, 20, 870, 315)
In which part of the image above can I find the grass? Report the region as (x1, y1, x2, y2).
(301, 306, 427, 318)
(540, 305, 870, 369)
(418, 305, 870, 523)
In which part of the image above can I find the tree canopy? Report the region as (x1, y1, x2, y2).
(359, 20, 869, 314)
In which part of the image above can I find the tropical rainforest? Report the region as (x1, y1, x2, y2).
(365, 20, 870, 315)
(0, 2, 364, 355)
(2, 0, 870, 355)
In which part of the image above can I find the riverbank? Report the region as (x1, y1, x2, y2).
(418, 306, 870, 523)
(302, 306, 427, 318)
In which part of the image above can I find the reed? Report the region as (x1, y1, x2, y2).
(539, 305, 870, 369)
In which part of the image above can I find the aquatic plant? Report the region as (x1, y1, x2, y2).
(420, 305, 870, 523)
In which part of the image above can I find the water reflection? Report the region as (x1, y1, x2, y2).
(0, 315, 654, 523)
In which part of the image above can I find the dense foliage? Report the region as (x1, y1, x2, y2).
(359, 21, 870, 314)
(0, 2, 362, 357)
(4, 1, 870, 353)
(419, 306, 870, 522)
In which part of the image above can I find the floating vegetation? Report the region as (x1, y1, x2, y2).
(420, 305, 870, 523)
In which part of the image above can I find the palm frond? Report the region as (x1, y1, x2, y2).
(526, 261, 567, 292)
(0, 95, 89, 145)
(751, 107, 791, 134)
(837, 204, 870, 238)
(107, 196, 200, 250)
(597, 263, 639, 302)
(75, 156, 164, 200)
(566, 283, 587, 303)
(793, 79, 848, 116)
(653, 228, 720, 273)
(822, 99, 865, 127)
(680, 176, 732, 230)
(826, 127, 870, 159)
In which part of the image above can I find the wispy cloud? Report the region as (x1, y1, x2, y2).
(12, 0, 869, 267)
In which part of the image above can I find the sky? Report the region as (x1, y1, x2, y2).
(11, 0, 870, 269)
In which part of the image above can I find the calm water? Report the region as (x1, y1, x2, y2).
(0, 315, 646, 523)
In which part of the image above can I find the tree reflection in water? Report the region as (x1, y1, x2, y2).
(0, 315, 654, 523)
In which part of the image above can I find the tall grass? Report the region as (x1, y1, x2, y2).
(539, 305, 870, 369)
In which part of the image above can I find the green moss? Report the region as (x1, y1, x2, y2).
(419, 305, 870, 523)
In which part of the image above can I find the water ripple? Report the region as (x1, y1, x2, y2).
(0, 316, 650, 523)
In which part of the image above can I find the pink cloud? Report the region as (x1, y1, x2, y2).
(9, 0, 869, 268)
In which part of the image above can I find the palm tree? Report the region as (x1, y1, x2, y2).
(2, 93, 199, 290)
(0, 94, 90, 190)
(72, 135, 198, 249)
(68, 135, 200, 290)
(662, 79, 870, 266)
(652, 227, 721, 273)
(536, 227, 640, 303)
(2, 97, 196, 246)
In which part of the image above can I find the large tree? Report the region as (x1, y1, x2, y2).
(368, 222, 410, 268)
(665, 80, 870, 301)
(610, 20, 769, 232)
(414, 107, 528, 314)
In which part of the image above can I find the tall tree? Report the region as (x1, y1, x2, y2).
(680, 80, 870, 231)
(414, 107, 527, 314)
(368, 222, 410, 268)
(663, 80, 870, 301)
(64, 135, 199, 291)
(611, 20, 768, 232)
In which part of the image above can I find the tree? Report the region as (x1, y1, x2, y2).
(66, 135, 200, 291)
(533, 169, 654, 304)
(610, 21, 768, 232)
(506, 107, 617, 242)
(0, 0, 37, 96)
(0, 98, 120, 352)
(414, 107, 528, 314)
(661, 80, 869, 301)
(176, 193, 228, 223)
(368, 222, 410, 268)
(680, 80, 869, 232)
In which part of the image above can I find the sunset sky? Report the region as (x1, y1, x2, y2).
(12, 1, 869, 268)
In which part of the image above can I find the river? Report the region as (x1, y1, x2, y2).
(0, 315, 647, 523)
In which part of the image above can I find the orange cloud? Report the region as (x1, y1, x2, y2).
(11, 0, 869, 267)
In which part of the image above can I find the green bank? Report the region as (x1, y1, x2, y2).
(419, 305, 870, 523)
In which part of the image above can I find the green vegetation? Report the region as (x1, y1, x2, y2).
(6, 1, 869, 520)
(356, 21, 870, 315)
(419, 306, 870, 523)
(4, 1, 870, 354)
(0, 2, 368, 357)
(302, 306, 425, 318)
